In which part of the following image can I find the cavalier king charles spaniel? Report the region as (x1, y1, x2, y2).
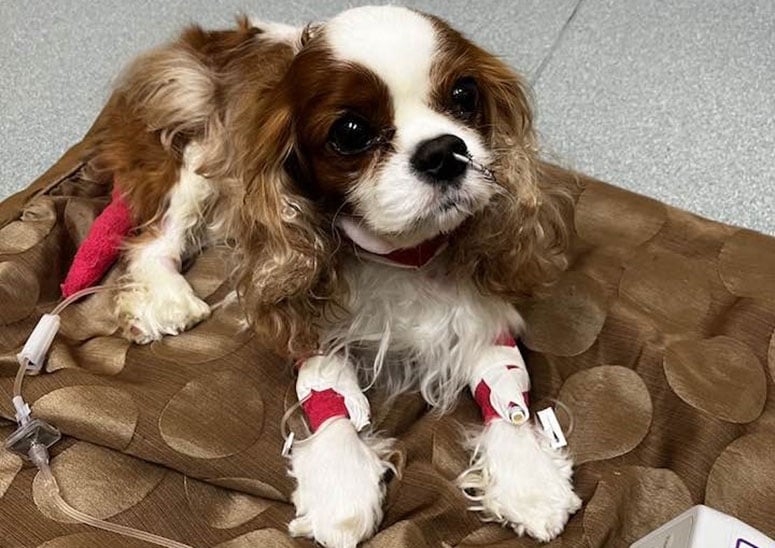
(96, 6, 581, 546)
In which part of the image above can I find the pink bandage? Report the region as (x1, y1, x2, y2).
(300, 388, 350, 432)
(61, 188, 133, 297)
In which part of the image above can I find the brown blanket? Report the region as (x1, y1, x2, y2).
(1, 109, 774, 547)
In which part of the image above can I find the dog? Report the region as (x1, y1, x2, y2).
(94, 6, 581, 546)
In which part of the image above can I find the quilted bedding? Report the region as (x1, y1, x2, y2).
(1, 106, 774, 547)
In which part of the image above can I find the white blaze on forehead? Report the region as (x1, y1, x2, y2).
(324, 6, 437, 106)
(325, 6, 493, 244)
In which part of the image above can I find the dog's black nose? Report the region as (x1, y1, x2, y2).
(410, 134, 468, 185)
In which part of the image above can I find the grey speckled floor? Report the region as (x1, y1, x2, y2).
(1, 0, 773, 234)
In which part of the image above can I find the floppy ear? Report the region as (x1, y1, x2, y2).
(451, 59, 570, 300)
(226, 91, 341, 357)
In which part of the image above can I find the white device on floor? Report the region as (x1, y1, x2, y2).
(631, 505, 774, 548)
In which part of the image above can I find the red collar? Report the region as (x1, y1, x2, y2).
(349, 234, 448, 269)
(378, 234, 448, 268)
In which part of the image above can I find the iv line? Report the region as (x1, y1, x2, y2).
(5, 283, 193, 548)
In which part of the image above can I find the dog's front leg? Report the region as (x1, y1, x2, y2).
(289, 354, 394, 548)
(116, 144, 213, 344)
(459, 339, 582, 542)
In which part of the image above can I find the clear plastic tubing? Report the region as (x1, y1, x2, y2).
(13, 284, 193, 548)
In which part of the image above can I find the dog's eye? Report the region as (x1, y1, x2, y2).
(450, 77, 479, 118)
(329, 113, 375, 155)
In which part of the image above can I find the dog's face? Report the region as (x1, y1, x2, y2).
(282, 6, 518, 247)
(235, 6, 566, 355)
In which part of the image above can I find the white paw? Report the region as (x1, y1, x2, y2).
(289, 418, 393, 548)
(459, 420, 582, 542)
(116, 274, 210, 344)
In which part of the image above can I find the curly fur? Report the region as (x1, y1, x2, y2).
(225, 99, 344, 356)
(93, 16, 343, 354)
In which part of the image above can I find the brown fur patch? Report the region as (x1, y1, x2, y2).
(286, 40, 394, 200)
(202, 34, 343, 356)
(93, 93, 184, 224)
(93, 17, 292, 225)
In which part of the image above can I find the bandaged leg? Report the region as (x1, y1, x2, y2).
(460, 335, 581, 542)
(470, 335, 531, 425)
(116, 144, 213, 344)
(289, 354, 393, 548)
(296, 354, 371, 432)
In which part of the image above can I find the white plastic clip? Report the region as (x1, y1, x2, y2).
(469, 345, 531, 425)
(537, 407, 567, 449)
(17, 314, 60, 374)
(12, 396, 32, 425)
(281, 431, 295, 457)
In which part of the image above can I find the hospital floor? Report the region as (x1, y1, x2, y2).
(1, 0, 773, 234)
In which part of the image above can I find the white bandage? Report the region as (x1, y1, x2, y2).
(469, 345, 531, 424)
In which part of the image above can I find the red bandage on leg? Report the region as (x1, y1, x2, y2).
(300, 388, 350, 432)
(493, 332, 517, 347)
(471, 333, 531, 424)
(474, 378, 530, 424)
(296, 355, 370, 433)
(61, 188, 133, 297)
(473, 380, 500, 423)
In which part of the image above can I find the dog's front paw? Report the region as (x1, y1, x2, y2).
(289, 418, 393, 548)
(116, 274, 211, 344)
(459, 420, 581, 542)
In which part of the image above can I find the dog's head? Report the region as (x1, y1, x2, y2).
(231, 6, 568, 354)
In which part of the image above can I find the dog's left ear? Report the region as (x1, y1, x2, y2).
(451, 59, 570, 300)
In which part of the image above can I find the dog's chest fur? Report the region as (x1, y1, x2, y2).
(322, 255, 523, 409)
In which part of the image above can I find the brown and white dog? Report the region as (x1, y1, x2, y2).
(95, 6, 580, 546)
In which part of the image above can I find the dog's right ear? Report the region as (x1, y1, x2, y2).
(225, 85, 341, 357)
